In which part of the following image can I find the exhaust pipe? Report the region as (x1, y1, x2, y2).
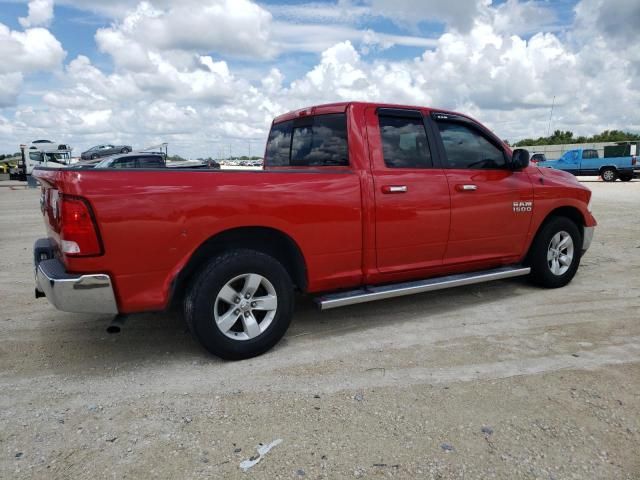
(107, 314, 127, 334)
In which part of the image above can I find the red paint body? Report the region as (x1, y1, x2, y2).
(34, 102, 596, 314)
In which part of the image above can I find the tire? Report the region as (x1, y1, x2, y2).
(184, 249, 294, 360)
(620, 175, 632, 182)
(601, 168, 617, 182)
(528, 216, 582, 288)
(91, 154, 99, 160)
(121, 147, 130, 153)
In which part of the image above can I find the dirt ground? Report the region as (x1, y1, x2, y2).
(0, 179, 639, 479)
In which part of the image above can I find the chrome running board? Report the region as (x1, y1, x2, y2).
(315, 265, 530, 310)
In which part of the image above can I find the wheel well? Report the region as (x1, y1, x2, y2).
(170, 227, 307, 308)
(599, 165, 617, 173)
(525, 207, 585, 265)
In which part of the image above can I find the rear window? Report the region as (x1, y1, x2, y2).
(265, 114, 348, 167)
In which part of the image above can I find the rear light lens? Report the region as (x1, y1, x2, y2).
(633, 156, 637, 166)
(60, 196, 102, 256)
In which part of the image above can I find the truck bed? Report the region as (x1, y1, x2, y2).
(34, 167, 364, 311)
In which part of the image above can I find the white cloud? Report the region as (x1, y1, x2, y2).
(1, 0, 640, 156)
(366, 0, 483, 32)
(96, 0, 276, 63)
(0, 25, 66, 75)
(0, 73, 24, 108)
(19, 0, 55, 28)
(0, 23, 65, 106)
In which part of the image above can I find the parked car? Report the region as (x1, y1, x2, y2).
(33, 102, 596, 360)
(530, 153, 547, 164)
(535, 148, 636, 181)
(28, 140, 73, 153)
(93, 152, 165, 168)
(81, 144, 132, 160)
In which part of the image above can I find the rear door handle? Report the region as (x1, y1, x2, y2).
(382, 185, 408, 194)
(456, 184, 478, 192)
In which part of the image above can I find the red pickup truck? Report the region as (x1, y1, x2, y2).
(33, 102, 596, 359)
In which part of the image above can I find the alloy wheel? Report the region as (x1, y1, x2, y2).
(213, 273, 278, 341)
(547, 231, 574, 276)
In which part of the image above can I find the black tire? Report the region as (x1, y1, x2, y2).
(91, 153, 99, 160)
(184, 249, 294, 360)
(620, 175, 632, 182)
(121, 147, 130, 153)
(528, 216, 582, 288)
(601, 167, 617, 182)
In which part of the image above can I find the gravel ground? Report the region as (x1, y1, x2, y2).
(0, 179, 639, 479)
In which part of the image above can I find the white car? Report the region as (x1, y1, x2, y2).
(28, 139, 73, 153)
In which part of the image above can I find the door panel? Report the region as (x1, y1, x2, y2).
(558, 151, 580, 175)
(429, 115, 533, 264)
(366, 107, 451, 273)
(443, 169, 533, 263)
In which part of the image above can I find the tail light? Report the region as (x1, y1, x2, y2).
(633, 156, 637, 166)
(59, 196, 102, 256)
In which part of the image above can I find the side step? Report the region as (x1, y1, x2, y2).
(315, 265, 531, 310)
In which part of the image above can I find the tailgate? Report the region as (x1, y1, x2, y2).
(33, 168, 63, 253)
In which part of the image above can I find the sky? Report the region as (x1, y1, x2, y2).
(0, 0, 639, 158)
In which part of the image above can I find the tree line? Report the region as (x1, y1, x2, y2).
(514, 130, 640, 147)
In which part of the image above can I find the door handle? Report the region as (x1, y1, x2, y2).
(382, 185, 408, 194)
(456, 184, 478, 192)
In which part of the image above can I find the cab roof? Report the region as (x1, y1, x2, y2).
(271, 101, 466, 125)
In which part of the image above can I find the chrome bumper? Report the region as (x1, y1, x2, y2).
(34, 240, 118, 314)
(582, 226, 594, 252)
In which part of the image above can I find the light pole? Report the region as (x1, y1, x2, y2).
(546, 95, 556, 138)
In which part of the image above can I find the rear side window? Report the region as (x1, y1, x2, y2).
(582, 149, 598, 159)
(436, 121, 506, 169)
(112, 157, 138, 168)
(138, 156, 164, 167)
(378, 115, 432, 168)
(265, 114, 348, 167)
(265, 121, 293, 166)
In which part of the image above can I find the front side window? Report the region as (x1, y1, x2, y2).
(436, 121, 506, 169)
(378, 115, 432, 168)
(265, 114, 348, 167)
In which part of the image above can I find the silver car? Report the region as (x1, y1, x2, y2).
(81, 144, 132, 160)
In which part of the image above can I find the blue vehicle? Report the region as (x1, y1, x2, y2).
(536, 148, 636, 182)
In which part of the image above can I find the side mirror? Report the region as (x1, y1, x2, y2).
(511, 148, 530, 170)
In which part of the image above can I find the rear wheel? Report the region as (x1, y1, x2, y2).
(620, 175, 632, 182)
(121, 147, 130, 153)
(184, 249, 294, 360)
(528, 216, 582, 288)
(601, 168, 617, 182)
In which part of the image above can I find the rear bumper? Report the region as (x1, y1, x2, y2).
(34, 238, 118, 314)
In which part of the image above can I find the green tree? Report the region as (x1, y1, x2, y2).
(514, 129, 640, 147)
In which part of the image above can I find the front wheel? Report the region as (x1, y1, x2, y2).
(601, 168, 617, 182)
(184, 249, 294, 360)
(528, 217, 582, 288)
(121, 147, 130, 153)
